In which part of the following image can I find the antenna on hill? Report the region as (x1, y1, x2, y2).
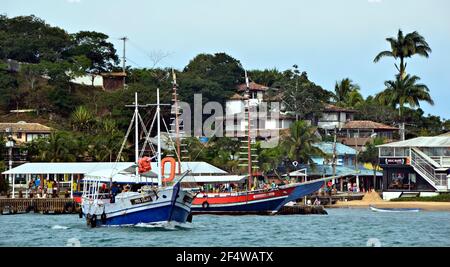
(119, 36, 128, 87)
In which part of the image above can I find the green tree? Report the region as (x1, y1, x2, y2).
(71, 106, 95, 132)
(281, 120, 325, 165)
(69, 31, 119, 85)
(333, 78, 363, 108)
(376, 74, 434, 118)
(180, 53, 244, 106)
(0, 15, 71, 63)
(92, 119, 126, 162)
(27, 131, 78, 162)
(279, 65, 332, 120)
(257, 145, 285, 178)
(359, 137, 385, 191)
(0, 69, 19, 112)
(374, 29, 432, 78)
(0, 161, 8, 195)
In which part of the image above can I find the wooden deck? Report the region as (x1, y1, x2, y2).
(0, 198, 79, 215)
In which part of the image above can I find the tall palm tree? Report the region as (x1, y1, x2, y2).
(333, 78, 361, 107)
(374, 29, 432, 78)
(282, 121, 325, 165)
(376, 74, 434, 118)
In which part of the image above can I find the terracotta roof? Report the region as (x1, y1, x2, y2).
(0, 122, 52, 133)
(324, 104, 356, 113)
(342, 120, 398, 130)
(236, 82, 269, 92)
(101, 72, 127, 77)
(229, 93, 248, 100)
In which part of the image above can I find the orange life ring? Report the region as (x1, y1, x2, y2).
(161, 157, 176, 183)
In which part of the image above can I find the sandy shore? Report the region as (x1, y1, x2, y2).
(330, 200, 450, 211)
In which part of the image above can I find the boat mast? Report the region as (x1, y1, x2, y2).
(172, 70, 182, 174)
(245, 70, 252, 190)
(156, 88, 163, 187)
(134, 92, 139, 178)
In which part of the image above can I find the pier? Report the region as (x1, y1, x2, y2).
(277, 205, 327, 215)
(0, 198, 79, 215)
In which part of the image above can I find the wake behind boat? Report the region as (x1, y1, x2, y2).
(369, 205, 421, 213)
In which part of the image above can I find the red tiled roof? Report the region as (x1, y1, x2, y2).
(236, 82, 269, 92)
(324, 104, 356, 113)
(342, 120, 398, 130)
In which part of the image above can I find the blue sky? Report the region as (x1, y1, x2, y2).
(3, 0, 449, 119)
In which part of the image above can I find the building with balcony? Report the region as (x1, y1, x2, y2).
(378, 136, 450, 200)
(338, 120, 398, 151)
(223, 82, 294, 138)
(317, 104, 356, 132)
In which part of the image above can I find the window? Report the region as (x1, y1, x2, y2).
(380, 147, 394, 157)
(16, 132, 22, 139)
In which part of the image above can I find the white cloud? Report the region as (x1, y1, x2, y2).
(368, 0, 382, 3)
(67, 0, 81, 4)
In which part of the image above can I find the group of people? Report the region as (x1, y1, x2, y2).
(25, 177, 71, 199)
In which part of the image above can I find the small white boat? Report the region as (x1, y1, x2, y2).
(369, 205, 420, 213)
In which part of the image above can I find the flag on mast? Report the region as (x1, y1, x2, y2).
(244, 69, 250, 89)
(172, 69, 177, 86)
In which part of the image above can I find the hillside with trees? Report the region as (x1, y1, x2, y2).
(1, 15, 449, 176)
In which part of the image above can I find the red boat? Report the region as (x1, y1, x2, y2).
(191, 178, 328, 215)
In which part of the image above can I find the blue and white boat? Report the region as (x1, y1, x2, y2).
(80, 90, 195, 227)
(369, 205, 421, 213)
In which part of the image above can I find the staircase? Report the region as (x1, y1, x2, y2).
(238, 104, 259, 183)
(410, 148, 448, 192)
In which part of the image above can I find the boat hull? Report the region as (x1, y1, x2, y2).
(191, 180, 325, 215)
(82, 182, 194, 226)
(369, 206, 421, 213)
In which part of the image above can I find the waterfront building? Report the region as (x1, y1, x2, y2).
(293, 142, 382, 192)
(378, 135, 450, 200)
(1, 161, 235, 198)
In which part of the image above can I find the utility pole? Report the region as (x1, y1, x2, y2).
(400, 122, 405, 141)
(331, 127, 340, 192)
(119, 37, 128, 88)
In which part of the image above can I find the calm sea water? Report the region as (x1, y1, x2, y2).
(1, 208, 449, 247)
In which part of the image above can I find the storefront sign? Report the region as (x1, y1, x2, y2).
(380, 158, 408, 165)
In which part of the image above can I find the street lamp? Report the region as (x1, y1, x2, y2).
(5, 129, 15, 198)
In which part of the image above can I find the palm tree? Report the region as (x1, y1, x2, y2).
(333, 78, 363, 108)
(282, 121, 325, 166)
(359, 137, 385, 191)
(30, 132, 77, 162)
(376, 74, 434, 118)
(377, 74, 434, 140)
(374, 29, 432, 78)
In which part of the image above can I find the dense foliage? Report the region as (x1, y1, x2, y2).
(0, 15, 448, 173)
